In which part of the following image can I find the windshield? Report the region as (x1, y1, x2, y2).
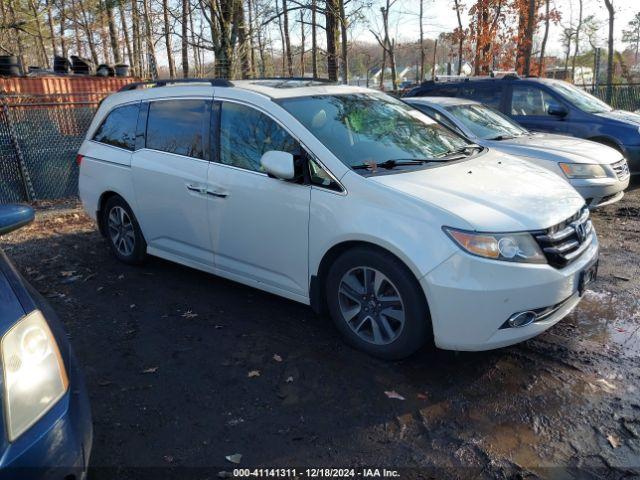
(548, 81, 612, 114)
(278, 92, 470, 171)
(445, 104, 528, 140)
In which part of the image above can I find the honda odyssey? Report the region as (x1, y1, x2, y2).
(78, 79, 599, 359)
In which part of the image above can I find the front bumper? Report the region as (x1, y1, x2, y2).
(570, 174, 629, 209)
(421, 232, 599, 351)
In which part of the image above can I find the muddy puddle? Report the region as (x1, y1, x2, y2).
(571, 288, 640, 358)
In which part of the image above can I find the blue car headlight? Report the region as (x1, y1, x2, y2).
(1, 310, 68, 441)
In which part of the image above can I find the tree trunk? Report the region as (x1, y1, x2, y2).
(326, 0, 339, 81)
(45, 0, 58, 57)
(338, 0, 348, 83)
(419, 0, 425, 81)
(311, 0, 318, 77)
(142, 0, 157, 78)
(7, 0, 26, 74)
(59, 0, 68, 58)
(106, 0, 122, 64)
(522, 0, 536, 76)
(300, 10, 305, 76)
(28, 0, 50, 67)
(282, 0, 293, 76)
(571, 0, 583, 81)
(604, 0, 614, 102)
(78, 0, 99, 64)
(98, 0, 112, 63)
(431, 38, 437, 79)
(181, 0, 189, 77)
(454, 0, 463, 75)
(538, 0, 550, 76)
(237, 0, 250, 78)
(162, 0, 175, 77)
(247, 0, 256, 77)
(118, 0, 134, 69)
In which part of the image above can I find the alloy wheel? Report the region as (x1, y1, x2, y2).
(107, 206, 135, 257)
(338, 267, 405, 345)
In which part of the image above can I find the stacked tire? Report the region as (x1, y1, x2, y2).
(0, 55, 21, 77)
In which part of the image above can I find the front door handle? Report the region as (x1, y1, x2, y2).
(205, 189, 227, 199)
(186, 183, 203, 193)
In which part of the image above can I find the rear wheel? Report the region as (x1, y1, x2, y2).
(103, 196, 147, 264)
(326, 247, 432, 359)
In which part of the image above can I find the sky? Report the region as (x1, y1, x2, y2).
(350, 0, 639, 58)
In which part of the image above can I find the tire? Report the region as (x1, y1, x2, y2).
(102, 196, 147, 265)
(325, 247, 432, 360)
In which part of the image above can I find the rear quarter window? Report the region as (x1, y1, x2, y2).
(93, 103, 140, 151)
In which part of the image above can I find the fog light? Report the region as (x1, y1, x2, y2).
(507, 311, 537, 328)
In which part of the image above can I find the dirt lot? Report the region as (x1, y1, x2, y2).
(1, 184, 639, 479)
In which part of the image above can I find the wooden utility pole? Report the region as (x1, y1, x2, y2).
(604, 0, 614, 102)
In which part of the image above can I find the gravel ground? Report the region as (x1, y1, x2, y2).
(1, 185, 639, 480)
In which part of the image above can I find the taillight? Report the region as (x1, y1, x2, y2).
(76, 154, 84, 166)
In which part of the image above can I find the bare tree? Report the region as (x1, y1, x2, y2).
(371, 0, 397, 91)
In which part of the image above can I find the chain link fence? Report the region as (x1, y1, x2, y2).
(581, 83, 640, 112)
(0, 92, 104, 204)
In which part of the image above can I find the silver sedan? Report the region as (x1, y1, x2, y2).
(406, 96, 630, 208)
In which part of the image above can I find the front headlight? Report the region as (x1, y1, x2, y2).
(2, 310, 68, 441)
(443, 227, 546, 264)
(559, 163, 608, 179)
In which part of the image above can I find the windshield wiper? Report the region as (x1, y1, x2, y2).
(351, 159, 437, 171)
(437, 144, 483, 158)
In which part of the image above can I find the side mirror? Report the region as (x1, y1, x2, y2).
(548, 104, 568, 118)
(260, 150, 295, 180)
(0, 205, 35, 236)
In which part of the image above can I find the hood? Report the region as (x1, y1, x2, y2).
(595, 109, 640, 127)
(369, 150, 584, 232)
(484, 133, 622, 165)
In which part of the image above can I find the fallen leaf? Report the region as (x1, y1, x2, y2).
(130, 304, 136, 309)
(384, 390, 405, 400)
(273, 354, 283, 362)
(117, 274, 125, 280)
(225, 453, 242, 464)
(181, 310, 198, 319)
(247, 370, 260, 378)
(142, 367, 159, 374)
(96, 286, 104, 292)
(596, 378, 616, 393)
(163, 455, 174, 463)
(417, 393, 428, 400)
(607, 434, 620, 448)
(98, 379, 112, 386)
(60, 270, 75, 277)
(285, 376, 294, 383)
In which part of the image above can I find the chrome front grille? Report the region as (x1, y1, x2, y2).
(612, 159, 630, 180)
(534, 208, 594, 268)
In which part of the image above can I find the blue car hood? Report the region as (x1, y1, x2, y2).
(596, 109, 640, 127)
(0, 252, 27, 329)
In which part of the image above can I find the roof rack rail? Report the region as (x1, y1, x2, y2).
(249, 76, 336, 83)
(118, 78, 234, 92)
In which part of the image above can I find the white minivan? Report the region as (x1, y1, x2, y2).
(78, 79, 599, 359)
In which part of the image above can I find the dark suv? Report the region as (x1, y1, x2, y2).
(406, 76, 640, 174)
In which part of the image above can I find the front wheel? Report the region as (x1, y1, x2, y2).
(103, 196, 147, 265)
(325, 247, 432, 360)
